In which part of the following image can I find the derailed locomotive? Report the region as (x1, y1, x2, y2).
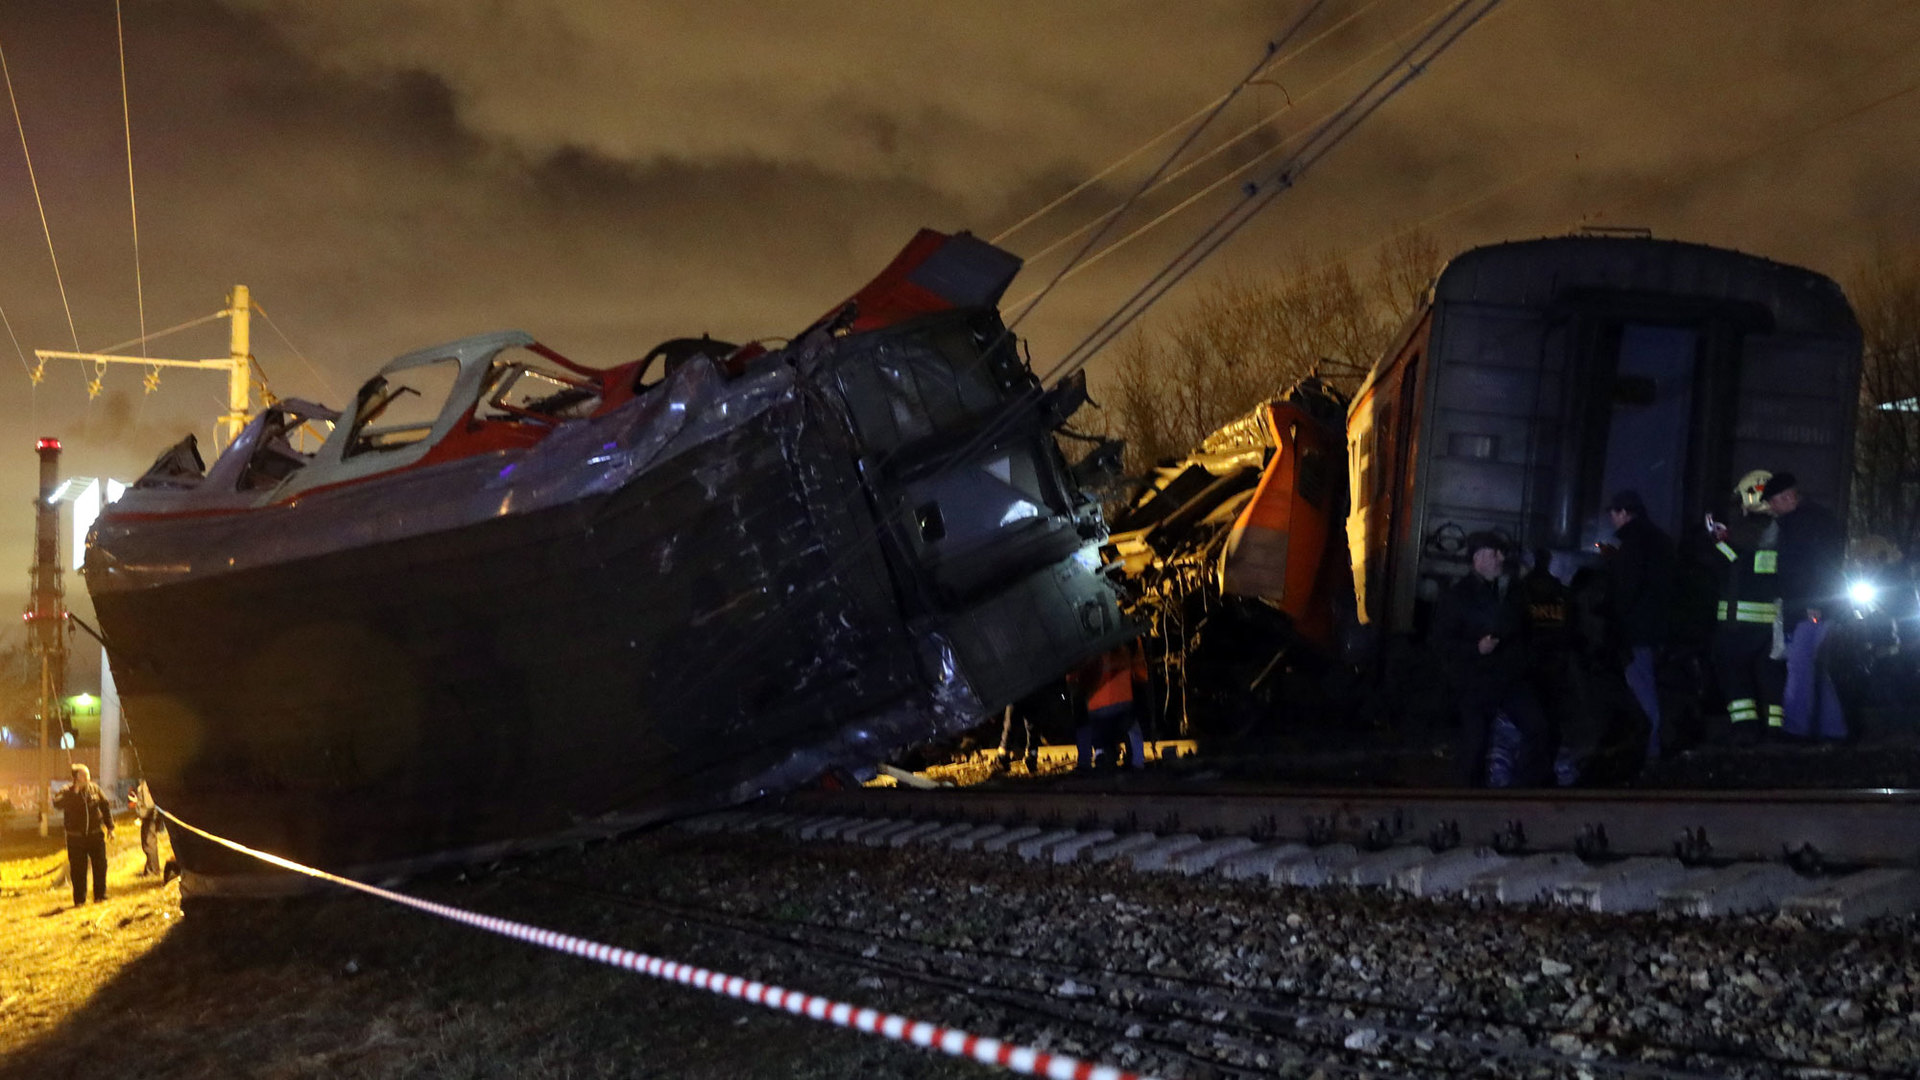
(1111, 234, 1863, 737)
(88, 230, 1132, 887)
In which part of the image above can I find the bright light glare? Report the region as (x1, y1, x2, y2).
(1848, 579, 1879, 606)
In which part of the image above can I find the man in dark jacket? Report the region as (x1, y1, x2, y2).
(1764, 472, 1847, 740)
(52, 763, 116, 906)
(1606, 491, 1675, 765)
(1434, 532, 1551, 786)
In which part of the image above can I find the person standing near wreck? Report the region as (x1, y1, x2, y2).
(130, 779, 166, 877)
(1604, 491, 1675, 766)
(1074, 640, 1148, 770)
(1434, 532, 1550, 786)
(54, 764, 116, 906)
(1765, 471, 1848, 741)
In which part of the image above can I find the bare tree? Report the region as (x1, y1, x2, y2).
(1849, 245, 1920, 553)
(1106, 230, 1440, 470)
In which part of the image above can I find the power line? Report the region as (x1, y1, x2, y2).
(0, 30, 82, 358)
(115, 0, 147, 365)
(1007, 0, 1331, 335)
(1040, 0, 1503, 389)
(1012, 0, 1453, 275)
(254, 301, 342, 400)
(988, 0, 1393, 248)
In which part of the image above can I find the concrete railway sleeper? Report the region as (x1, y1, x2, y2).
(692, 792, 1920, 927)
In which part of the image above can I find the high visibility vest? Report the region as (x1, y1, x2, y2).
(1716, 519, 1780, 625)
(1087, 645, 1145, 711)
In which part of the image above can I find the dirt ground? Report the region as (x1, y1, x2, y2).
(0, 825, 183, 1057)
(0, 826, 987, 1080)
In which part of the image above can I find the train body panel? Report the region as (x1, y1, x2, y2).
(1220, 400, 1346, 649)
(1349, 235, 1861, 636)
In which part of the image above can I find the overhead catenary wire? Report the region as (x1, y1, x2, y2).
(114, 0, 147, 365)
(0, 301, 36, 428)
(0, 30, 83, 362)
(253, 301, 342, 401)
(987, 0, 1390, 248)
(628, 1, 1500, 753)
(1038, 0, 1502, 390)
(1011, 0, 1454, 277)
(1007, 0, 1330, 336)
(625, 3, 1347, 743)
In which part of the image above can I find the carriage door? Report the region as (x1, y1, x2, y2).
(1595, 324, 1697, 540)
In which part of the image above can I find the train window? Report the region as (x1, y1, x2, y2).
(1298, 447, 1331, 509)
(1448, 433, 1498, 460)
(1372, 402, 1395, 498)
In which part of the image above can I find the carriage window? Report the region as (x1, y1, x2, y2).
(345, 358, 459, 457)
(477, 349, 601, 423)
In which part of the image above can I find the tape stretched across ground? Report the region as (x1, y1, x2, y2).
(162, 811, 1157, 1080)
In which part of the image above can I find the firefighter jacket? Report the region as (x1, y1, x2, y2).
(1711, 515, 1780, 627)
(1433, 571, 1532, 694)
(1773, 499, 1846, 627)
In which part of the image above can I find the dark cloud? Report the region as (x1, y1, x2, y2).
(0, 0, 1915, 623)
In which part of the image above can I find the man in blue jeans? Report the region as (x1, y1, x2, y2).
(1763, 472, 1848, 740)
(1606, 491, 1674, 766)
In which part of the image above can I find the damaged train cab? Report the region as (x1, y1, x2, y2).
(85, 230, 1132, 887)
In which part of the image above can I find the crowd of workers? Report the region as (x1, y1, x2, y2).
(1005, 467, 1875, 782)
(1435, 469, 1855, 787)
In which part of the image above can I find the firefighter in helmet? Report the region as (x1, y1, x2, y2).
(1706, 469, 1785, 741)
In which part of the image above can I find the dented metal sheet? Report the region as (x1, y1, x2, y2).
(85, 230, 1131, 885)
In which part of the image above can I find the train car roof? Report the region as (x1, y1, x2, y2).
(1351, 234, 1859, 407)
(1433, 234, 1857, 335)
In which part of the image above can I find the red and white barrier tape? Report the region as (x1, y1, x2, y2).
(162, 812, 1156, 1080)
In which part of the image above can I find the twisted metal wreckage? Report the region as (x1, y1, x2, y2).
(85, 231, 1132, 891)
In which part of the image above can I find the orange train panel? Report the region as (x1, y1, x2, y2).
(1218, 401, 1343, 649)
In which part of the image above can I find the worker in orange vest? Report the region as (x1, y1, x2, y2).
(1074, 640, 1149, 771)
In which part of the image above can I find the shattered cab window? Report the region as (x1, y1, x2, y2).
(346, 357, 459, 457)
(478, 349, 601, 424)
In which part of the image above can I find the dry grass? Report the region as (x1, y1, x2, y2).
(0, 828, 182, 1056)
(0, 828, 989, 1080)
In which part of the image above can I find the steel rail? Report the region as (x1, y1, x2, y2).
(789, 784, 1920, 867)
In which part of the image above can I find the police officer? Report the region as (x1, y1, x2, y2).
(1764, 471, 1848, 740)
(1709, 470, 1786, 740)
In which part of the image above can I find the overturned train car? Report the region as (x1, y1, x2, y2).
(87, 231, 1131, 887)
(1106, 235, 1861, 735)
(1346, 234, 1861, 645)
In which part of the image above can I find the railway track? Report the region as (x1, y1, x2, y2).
(514, 866, 1871, 1080)
(583, 793, 1920, 1079)
(744, 783, 1920, 924)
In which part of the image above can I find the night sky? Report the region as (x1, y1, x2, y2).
(2, 0, 1917, 664)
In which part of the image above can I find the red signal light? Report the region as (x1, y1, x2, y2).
(36, 437, 60, 451)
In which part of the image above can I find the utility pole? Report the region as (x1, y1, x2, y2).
(33, 286, 261, 450)
(27, 437, 68, 836)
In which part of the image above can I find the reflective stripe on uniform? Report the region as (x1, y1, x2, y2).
(1728, 697, 1759, 723)
(1767, 703, 1785, 728)
(1716, 541, 1737, 562)
(1718, 599, 1779, 623)
(1754, 550, 1778, 574)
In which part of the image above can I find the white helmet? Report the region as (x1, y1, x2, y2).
(1734, 469, 1773, 515)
